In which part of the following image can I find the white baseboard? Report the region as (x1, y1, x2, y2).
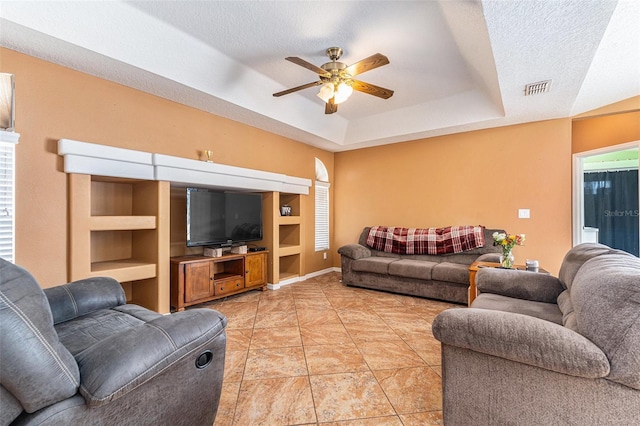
(266, 267, 341, 290)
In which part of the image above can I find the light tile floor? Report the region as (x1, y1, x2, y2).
(199, 272, 461, 426)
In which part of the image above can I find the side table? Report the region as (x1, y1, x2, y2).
(467, 261, 548, 306)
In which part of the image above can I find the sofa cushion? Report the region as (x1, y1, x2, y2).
(571, 252, 640, 390)
(432, 262, 470, 285)
(462, 227, 508, 256)
(556, 290, 578, 331)
(472, 293, 563, 325)
(54, 306, 161, 356)
(557, 243, 615, 290)
(388, 259, 436, 280)
(477, 269, 564, 303)
(351, 257, 399, 275)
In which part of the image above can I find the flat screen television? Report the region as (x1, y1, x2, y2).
(186, 187, 263, 247)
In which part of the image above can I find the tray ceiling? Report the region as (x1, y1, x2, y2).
(1, 0, 638, 152)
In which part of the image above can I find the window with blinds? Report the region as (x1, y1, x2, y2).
(0, 141, 15, 262)
(315, 181, 330, 251)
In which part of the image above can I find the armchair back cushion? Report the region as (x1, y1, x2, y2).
(557, 243, 615, 290)
(44, 277, 126, 325)
(0, 260, 80, 415)
(571, 253, 640, 389)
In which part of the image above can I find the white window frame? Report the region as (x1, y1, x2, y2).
(314, 158, 330, 252)
(315, 181, 330, 251)
(0, 131, 19, 263)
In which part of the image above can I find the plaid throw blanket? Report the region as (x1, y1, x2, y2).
(366, 226, 486, 255)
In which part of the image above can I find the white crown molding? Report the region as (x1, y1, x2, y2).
(57, 138, 311, 194)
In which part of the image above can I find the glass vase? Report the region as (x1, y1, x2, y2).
(500, 251, 515, 268)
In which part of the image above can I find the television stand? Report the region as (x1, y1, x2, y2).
(170, 251, 268, 311)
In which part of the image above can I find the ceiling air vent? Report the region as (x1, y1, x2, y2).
(524, 80, 551, 96)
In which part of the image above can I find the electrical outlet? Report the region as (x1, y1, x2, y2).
(323, 252, 327, 260)
(518, 209, 530, 219)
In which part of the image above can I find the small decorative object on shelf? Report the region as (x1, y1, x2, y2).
(204, 150, 213, 163)
(280, 204, 292, 216)
(492, 232, 525, 269)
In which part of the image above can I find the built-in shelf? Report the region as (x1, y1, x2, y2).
(89, 216, 156, 231)
(279, 216, 301, 225)
(69, 174, 170, 313)
(278, 271, 299, 282)
(60, 139, 312, 295)
(279, 253, 301, 283)
(90, 260, 156, 282)
(279, 245, 301, 257)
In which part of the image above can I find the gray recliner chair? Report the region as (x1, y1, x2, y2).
(0, 259, 227, 426)
(433, 243, 640, 425)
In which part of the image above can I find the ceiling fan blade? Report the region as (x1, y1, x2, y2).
(351, 79, 394, 99)
(285, 57, 330, 76)
(273, 81, 322, 97)
(325, 98, 338, 114)
(344, 53, 389, 77)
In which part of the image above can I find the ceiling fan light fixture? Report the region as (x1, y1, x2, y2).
(275, 48, 392, 114)
(317, 83, 334, 103)
(333, 82, 353, 104)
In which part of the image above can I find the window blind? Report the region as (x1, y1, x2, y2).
(315, 181, 330, 251)
(0, 141, 15, 262)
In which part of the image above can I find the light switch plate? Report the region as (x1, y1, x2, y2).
(518, 209, 530, 219)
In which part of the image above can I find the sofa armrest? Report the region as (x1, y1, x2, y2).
(475, 253, 500, 263)
(432, 308, 609, 379)
(476, 268, 564, 303)
(75, 308, 227, 407)
(338, 244, 371, 260)
(44, 277, 127, 325)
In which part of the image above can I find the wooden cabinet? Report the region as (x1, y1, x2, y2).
(245, 252, 267, 288)
(170, 251, 268, 310)
(184, 261, 214, 303)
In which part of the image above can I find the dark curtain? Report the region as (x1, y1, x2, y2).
(584, 170, 639, 256)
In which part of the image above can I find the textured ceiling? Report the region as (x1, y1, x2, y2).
(1, 0, 639, 152)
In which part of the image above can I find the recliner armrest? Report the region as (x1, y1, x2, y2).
(44, 277, 127, 325)
(476, 268, 564, 303)
(338, 244, 371, 260)
(432, 308, 609, 378)
(76, 308, 227, 407)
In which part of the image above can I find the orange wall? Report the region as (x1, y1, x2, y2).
(334, 120, 573, 275)
(3, 47, 637, 285)
(1, 48, 334, 287)
(572, 97, 640, 153)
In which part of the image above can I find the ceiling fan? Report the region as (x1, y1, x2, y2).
(273, 47, 394, 114)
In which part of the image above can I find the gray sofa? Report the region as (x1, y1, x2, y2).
(338, 227, 504, 304)
(0, 259, 227, 426)
(432, 243, 640, 425)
